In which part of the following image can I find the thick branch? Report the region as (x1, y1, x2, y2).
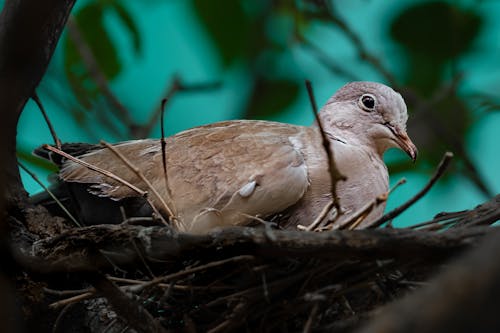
(23, 225, 491, 273)
(0, 0, 76, 207)
(360, 229, 500, 333)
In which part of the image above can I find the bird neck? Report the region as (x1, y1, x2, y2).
(315, 112, 384, 159)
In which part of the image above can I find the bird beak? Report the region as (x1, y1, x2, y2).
(387, 125, 418, 162)
(395, 128, 418, 162)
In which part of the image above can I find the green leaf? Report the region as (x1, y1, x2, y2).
(390, 2, 482, 60)
(75, 3, 121, 79)
(192, 0, 252, 65)
(109, 1, 141, 54)
(17, 149, 59, 173)
(245, 78, 300, 119)
(63, 2, 124, 106)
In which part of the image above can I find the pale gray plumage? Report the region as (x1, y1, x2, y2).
(36, 81, 417, 233)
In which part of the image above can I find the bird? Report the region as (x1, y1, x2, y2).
(32, 81, 417, 233)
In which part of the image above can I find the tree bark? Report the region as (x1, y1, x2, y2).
(0, 0, 76, 209)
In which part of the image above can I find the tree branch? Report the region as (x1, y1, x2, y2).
(0, 0, 77, 208)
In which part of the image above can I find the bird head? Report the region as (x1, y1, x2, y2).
(322, 81, 417, 161)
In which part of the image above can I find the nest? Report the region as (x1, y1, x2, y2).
(12, 194, 498, 333)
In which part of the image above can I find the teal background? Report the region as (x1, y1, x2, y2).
(8, 0, 500, 226)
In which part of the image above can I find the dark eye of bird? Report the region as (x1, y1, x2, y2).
(360, 94, 376, 110)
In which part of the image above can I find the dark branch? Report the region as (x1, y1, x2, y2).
(369, 152, 454, 228)
(0, 0, 77, 207)
(359, 229, 500, 333)
(305, 80, 346, 215)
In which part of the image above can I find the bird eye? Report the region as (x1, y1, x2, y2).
(358, 94, 376, 111)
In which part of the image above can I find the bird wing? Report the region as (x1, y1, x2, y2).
(59, 120, 311, 231)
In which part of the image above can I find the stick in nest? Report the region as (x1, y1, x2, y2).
(43, 144, 146, 196)
(32, 91, 62, 150)
(305, 80, 346, 219)
(42, 144, 168, 227)
(19, 162, 81, 227)
(340, 178, 407, 230)
(159, 98, 175, 212)
(100, 140, 178, 228)
(369, 151, 454, 228)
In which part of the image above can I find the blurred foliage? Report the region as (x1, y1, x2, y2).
(192, 0, 304, 119)
(388, 1, 491, 196)
(21, 0, 498, 196)
(390, 1, 482, 94)
(64, 0, 141, 108)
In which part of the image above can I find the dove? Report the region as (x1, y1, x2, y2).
(32, 81, 417, 233)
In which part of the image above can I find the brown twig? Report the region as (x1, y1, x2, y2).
(49, 291, 94, 309)
(159, 98, 174, 208)
(100, 140, 176, 226)
(302, 302, 319, 333)
(137, 76, 182, 138)
(128, 255, 255, 293)
(85, 273, 165, 333)
(134, 77, 222, 137)
(32, 91, 61, 149)
(305, 80, 346, 217)
(340, 178, 406, 230)
(18, 161, 80, 227)
(298, 200, 335, 231)
(52, 303, 75, 333)
(42, 144, 147, 197)
(369, 152, 454, 228)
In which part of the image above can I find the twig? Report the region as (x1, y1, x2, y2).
(100, 140, 176, 227)
(108, 276, 230, 291)
(44, 287, 93, 297)
(305, 80, 346, 216)
(130, 238, 155, 278)
(302, 302, 319, 333)
(298, 200, 334, 231)
(49, 291, 94, 309)
(128, 255, 255, 293)
(85, 273, 165, 333)
(407, 211, 469, 230)
(137, 77, 222, 138)
(138, 76, 182, 138)
(369, 152, 454, 228)
(42, 144, 147, 197)
(32, 91, 61, 149)
(18, 161, 81, 227)
(159, 98, 174, 207)
(52, 303, 75, 333)
(339, 178, 407, 230)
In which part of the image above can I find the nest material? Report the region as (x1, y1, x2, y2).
(13, 194, 499, 333)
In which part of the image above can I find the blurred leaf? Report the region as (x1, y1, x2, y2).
(470, 93, 500, 113)
(245, 78, 300, 119)
(17, 149, 58, 173)
(109, 1, 141, 54)
(390, 1, 482, 60)
(64, 1, 142, 107)
(192, 0, 252, 65)
(75, 3, 121, 79)
(64, 3, 121, 106)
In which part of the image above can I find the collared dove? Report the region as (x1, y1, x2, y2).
(33, 81, 417, 233)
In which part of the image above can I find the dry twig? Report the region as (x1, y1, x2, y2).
(369, 152, 454, 228)
(305, 80, 346, 217)
(32, 91, 61, 149)
(100, 140, 176, 226)
(18, 162, 80, 227)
